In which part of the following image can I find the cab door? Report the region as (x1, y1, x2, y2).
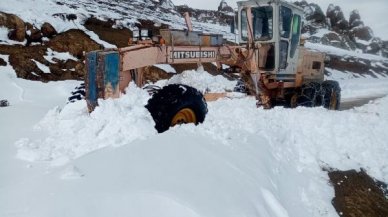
(278, 6, 302, 75)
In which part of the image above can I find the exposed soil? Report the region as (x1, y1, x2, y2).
(0, 57, 6, 66)
(143, 66, 173, 83)
(47, 29, 102, 58)
(0, 29, 101, 81)
(84, 17, 132, 48)
(328, 169, 388, 217)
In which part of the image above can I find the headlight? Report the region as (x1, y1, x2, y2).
(141, 29, 149, 37)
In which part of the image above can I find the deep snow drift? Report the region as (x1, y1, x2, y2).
(1, 58, 387, 216)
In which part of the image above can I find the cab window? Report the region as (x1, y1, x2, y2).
(280, 6, 292, 38)
(241, 9, 248, 41)
(290, 15, 301, 58)
(252, 6, 273, 41)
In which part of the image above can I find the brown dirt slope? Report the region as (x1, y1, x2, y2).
(328, 169, 388, 217)
(0, 29, 101, 81)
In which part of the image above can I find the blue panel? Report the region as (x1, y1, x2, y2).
(211, 35, 223, 46)
(103, 52, 120, 93)
(86, 51, 98, 110)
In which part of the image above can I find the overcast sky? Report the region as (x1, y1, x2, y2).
(171, 0, 388, 40)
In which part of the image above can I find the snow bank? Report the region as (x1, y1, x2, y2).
(6, 65, 388, 217)
(305, 42, 388, 61)
(326, 68, 388, 99)
(11, 92, 388, 217)
(16, 84, 156, 166)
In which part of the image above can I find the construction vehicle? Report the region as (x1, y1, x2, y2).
(85, 0, 341, 133)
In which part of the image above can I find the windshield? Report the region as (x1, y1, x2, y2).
(241, 6, 273, 41)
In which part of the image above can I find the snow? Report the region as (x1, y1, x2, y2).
(153, 64, 177, 74)
(154, 66, 237, 93)
(32, 59, 50, 74)
(305, 42, 388, 61)
(0, 0, 232, 45)
(16, 84, 155, 166)
(44, 48, 78, 63)
(1, 1, 388, 215)
(1, 57, 388, 216)
(311, 28, 331, 38)
(0, 27, 25, 45)
(326, 68, 388, 99)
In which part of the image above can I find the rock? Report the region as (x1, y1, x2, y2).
(25, 23, 43, 46)
(326, 4, 349, 33)
(218, 0, 234, 13)
(52, 13, 77, 21)
(366, 37, 383, 54)
(351, 26, 374, 41)
(83, 17, 133, 48)
(382, 41, 388, 58)
(48, 29, 102, 59)
(321, 32, 356, 50)
(41, 22, 57, 38)
(295, 1, 327, 35)
(349, 10, 363, 28)
(0, 12, 25, 42)
(0, 57, 7, 66)
(158, 0, 175, 10)
(305, 3, 326, 24)
(0, 100, 10, 107)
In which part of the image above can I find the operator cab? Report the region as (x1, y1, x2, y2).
(237, 0, 303, 76)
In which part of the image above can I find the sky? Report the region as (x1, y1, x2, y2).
(171, 0, 388, 40)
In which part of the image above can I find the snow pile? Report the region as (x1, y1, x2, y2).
(3, 60, 388, 217)
(10, 90, 388, 217)
(16, 84, 156, 166)
(326, 69, 388, 98)
(193, 97, 388, 182)
(155, 67, 237, 93)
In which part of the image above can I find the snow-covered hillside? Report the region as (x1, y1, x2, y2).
(0, 0, 231, 42)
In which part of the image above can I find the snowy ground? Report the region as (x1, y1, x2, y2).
(1, 50, 388, 217)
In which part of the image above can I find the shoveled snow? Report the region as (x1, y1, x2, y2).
(16, 84, 155, 166)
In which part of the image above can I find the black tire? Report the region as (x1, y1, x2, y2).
(322, 80, 341, 110)
(297, 82, 322, 107)
(145, 84, 208, 133)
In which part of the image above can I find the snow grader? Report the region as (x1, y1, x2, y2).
(85, 0, 341, 133)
